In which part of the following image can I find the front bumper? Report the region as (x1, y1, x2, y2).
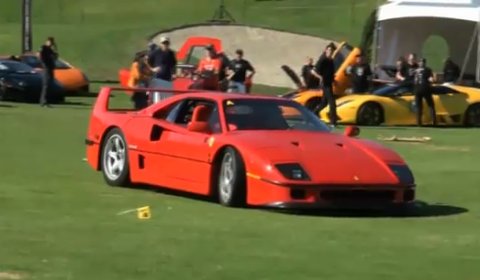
(247, 176, 415, 209)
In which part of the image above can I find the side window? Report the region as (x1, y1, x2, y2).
(152, 100, 184, 120)
(171, 99, 222, 133)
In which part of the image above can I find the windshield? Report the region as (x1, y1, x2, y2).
(21, 55, 71, 69)
(223, 99, 330, 131)
(0, 61, 34, 73)
(185, 46, 206, 66)
(373, 84, 410, 96)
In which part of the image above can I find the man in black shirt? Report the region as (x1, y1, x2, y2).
(346, 54, 372, 93)
(398, 53, 418, 89)
(227, 49, 255, 93)
(39, 37, 58, 107)
(147, 36, 177, 103)
(413, 58, 436, 126)
(301, 57, 320, 89)
(311, 45, 337, 127)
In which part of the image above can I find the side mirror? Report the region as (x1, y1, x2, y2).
(344, 125, 360, 137)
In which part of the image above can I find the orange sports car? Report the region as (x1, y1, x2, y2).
(85, 87, 416, 209)
(19, 53, 89, 94)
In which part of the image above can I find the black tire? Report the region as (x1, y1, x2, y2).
(305, 97, 322, 112)
(357, 102, 384, 126)
(464, 103, 480, 127)
(100, 128, 130, 186)
(217, 147, 246, 207)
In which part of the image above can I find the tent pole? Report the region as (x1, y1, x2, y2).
(458, 24, 478, 84)
(477, 18, 480, 83)
(372, 15, 380, 71)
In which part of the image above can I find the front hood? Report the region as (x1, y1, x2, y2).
(229, 130, 400, 185)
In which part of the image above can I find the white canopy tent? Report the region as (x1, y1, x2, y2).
(374, 0, 480, 82)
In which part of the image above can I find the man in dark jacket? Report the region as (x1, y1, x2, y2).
(443, 58, 460, 83)
(39, 37, 58, 107)
(147, 36, 177, 103)
(311, 44, 337, 127)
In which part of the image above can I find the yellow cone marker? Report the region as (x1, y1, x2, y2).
(137, 206, 151, 219)
(117, 206, 151, 220)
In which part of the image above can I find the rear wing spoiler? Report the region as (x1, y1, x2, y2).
(93, 86, 204, 113)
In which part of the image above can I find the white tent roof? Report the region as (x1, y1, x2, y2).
(378, 0, 480, 22)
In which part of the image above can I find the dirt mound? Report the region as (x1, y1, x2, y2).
(150, 24, 333, 89)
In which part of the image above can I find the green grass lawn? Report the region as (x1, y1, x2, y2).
(1, 94, 480, 279)
(0, 0, 383, 80)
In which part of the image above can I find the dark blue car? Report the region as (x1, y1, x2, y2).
(0, 60, 65, 103)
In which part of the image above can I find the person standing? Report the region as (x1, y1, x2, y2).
(39, 37, 58, 107)
(346, 54, 372, 93)
(128, 52, 151, 109)
(196, 46, 222, 91)
(395, 56, 407, 82)
(147, 36, 177, 103)
(311, 44, 337, 127)
(397, 53, 418, 89)
(209, 45, 231, 92)
(413, 58, 436, 126)
(227, 49, 255, 93)
(443, 58, 460, 83)
(301, 57, 320, 89)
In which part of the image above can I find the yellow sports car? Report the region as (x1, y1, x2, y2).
(280, 42, 362, 110)
(319, 83, 480, 126)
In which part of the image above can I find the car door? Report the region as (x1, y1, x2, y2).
(135, 98, 221, 194)
(382, 87, 418, 125)
(431, 86, 469, 124)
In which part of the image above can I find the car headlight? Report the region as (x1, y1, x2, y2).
(389, 165, 414, 185)
(275, 163, 310, 180)
(1, 78, 26, 88)
(336, 100, 353, 107)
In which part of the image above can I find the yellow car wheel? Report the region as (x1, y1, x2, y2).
(465, 103, 480, 127)
(357, 102, 384, 126)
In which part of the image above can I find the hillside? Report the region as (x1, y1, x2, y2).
(0, 0, 382, 80)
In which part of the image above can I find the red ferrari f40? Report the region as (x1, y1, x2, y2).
(85, 87, 416, 209)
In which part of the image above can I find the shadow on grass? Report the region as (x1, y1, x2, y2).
(268, 201, 468, 218)
(126, 184, 218, 204)
(121, 184, 467, 218)
(0, 103, 16, 108)
(74, 92, 99, 98)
